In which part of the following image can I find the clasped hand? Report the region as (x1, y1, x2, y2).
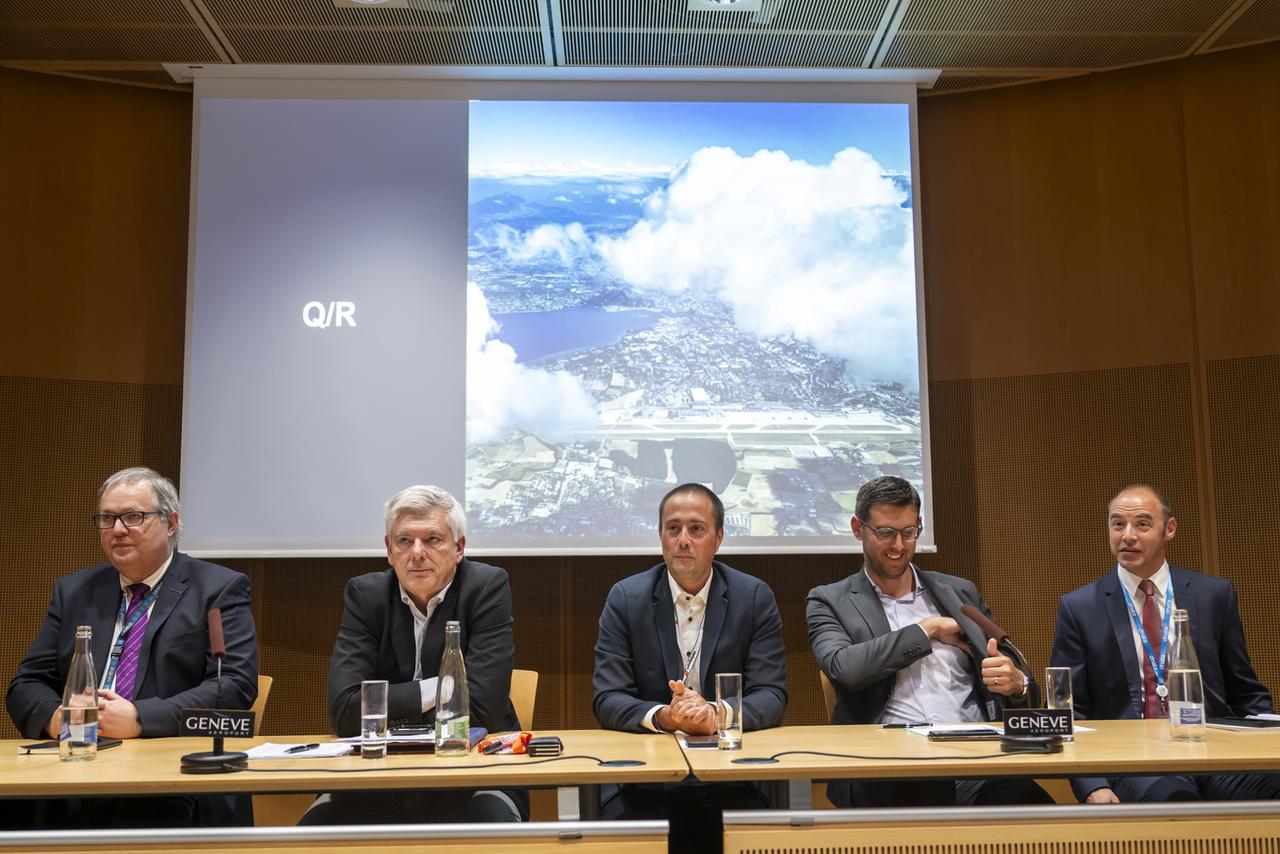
(921, 618, 1025, 698)
(44, 689, 141, 739)
(657, 680, 718, 735)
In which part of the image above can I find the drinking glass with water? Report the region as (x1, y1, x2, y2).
(716, 672, 743, 750)
(361, 680, 389, 759)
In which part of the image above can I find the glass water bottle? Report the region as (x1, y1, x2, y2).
(435, 621, 471, 757)
(60, 625, 99, 761)
(1166, 609, 1206, 742)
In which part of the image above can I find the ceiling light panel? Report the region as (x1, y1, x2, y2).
(556, 0, 890, 66)
(197, 0, 551, 64)
(883, 0, 1241, 68)
(1209, 0, 1280, 51)
(0, 0, 221, 62)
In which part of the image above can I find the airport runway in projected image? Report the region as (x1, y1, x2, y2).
(465, 100, 922, 545)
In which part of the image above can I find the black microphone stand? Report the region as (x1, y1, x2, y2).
(180, 657, 249, 774)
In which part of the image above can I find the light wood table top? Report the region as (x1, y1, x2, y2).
(684, 720, 1280, 782)
(0, 731, 690, 798)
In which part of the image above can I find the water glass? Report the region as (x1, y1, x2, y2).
(361, 679, 389, 759)
(716, 672, 743, 750)
(1044, 667, 1074, 741)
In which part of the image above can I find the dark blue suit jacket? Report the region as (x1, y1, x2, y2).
(593, 561, 787, 733)
(6, 551, 259, 739)
(1051, 565, 1273, 799)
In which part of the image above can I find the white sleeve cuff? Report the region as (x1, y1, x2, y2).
(642, 704, 667, 733)
(419, 677, 439, 713)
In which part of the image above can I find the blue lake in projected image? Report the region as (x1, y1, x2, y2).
(492, 308, 671, 363)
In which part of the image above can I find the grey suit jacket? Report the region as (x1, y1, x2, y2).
(807, 567, 1035, 725)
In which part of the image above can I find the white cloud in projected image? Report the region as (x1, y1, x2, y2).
(597, 146, 918, 388)
(478, 222, 594, 265)
(466, 282, 599, 444)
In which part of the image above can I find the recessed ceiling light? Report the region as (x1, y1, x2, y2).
(688, 0, 763, 10)
(333, 0, 412, 8)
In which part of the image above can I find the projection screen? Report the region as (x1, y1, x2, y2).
(179, 70, 935, 556)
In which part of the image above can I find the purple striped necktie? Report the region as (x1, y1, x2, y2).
(112, 583, 150, 700)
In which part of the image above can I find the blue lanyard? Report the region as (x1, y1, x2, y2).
(102, 584, 161, 690)
(1119, 578, 1173, 691)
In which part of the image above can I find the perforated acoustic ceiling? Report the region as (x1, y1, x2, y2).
(1, 0, 1277, 94)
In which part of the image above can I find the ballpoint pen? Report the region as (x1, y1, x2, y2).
(881, 722, 931, 728)
(285, 743, 320, 754)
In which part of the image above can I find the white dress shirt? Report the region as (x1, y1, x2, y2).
(1116, 562, 1175, 708)
(399, 580, 454, 712)
(101, 551, 174, 690)
(642, 572, 714, 733)
(869, 567, 984, 725)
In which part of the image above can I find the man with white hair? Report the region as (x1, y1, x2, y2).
(300, 484, 524, 824)
(5, 466, 259, 827)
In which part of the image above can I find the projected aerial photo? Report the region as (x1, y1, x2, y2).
(465, 101, 922, 546)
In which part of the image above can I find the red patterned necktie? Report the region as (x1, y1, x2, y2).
(112, 583, 150, 700)
(1138, 578, 1164, 718)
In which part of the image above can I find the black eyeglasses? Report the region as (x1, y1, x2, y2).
(91, 511, 164, 530)
(856, 517, 924, 543)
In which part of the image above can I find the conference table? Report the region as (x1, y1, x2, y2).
(686, 719, 1280, 806)
(4, 721, 1279, 814)
(0, 731, 689, 820)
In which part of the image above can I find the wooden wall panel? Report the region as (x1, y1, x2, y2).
(0, 67, 190, 386)
(919, 63, 1195, 382)
(1204, 355, 1280, 697)
(1179, 45, 1280, 361)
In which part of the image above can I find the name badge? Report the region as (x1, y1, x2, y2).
(181, 708, 256, 739)
(1003, 708, 1073, 737)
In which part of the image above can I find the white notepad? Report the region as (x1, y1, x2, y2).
(245, 742, 354, 759)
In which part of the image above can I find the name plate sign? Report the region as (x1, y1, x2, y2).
(1003, 708, 1073, 737)
(181, 709, 255, 739)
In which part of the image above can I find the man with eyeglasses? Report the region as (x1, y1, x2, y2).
(1050, 484, 1279, 803)
(5, 467, 258, 827)
(807, 476, 1050, 807)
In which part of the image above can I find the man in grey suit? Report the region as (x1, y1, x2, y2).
(807, 476, 1051, 807)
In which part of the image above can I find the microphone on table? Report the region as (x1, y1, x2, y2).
(180, 608, 250, 774)
(960, 604, 1032, 676)
(209, 607, 226, 705)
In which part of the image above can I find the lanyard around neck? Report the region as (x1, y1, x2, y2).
(101, 584, 162, 689)
(1119, 577, 1173, 694)
(675, 605, 708, 685)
